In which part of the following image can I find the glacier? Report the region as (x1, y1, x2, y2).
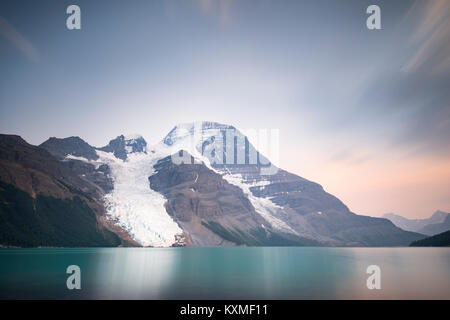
(96, 150, 183, 247)
(65, 138, 186, 247)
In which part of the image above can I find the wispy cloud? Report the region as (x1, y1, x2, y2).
(195, 0, 234, 25)
(329, 148, 373, 166)
(0, 16, 38, 62)
(401, 0, 450, 74)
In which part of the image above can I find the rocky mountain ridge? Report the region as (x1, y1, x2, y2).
(0, 122, 427, 247)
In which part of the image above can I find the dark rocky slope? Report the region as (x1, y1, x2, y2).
(0, 134, 135, 247)
(40, 136, 99, 160)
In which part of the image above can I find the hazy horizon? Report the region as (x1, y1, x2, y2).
(1, 0, 449, 219)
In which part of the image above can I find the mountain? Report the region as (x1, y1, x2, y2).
(163, 122, 423, 246)
(0, 134, 136, 247)
(40, 136, 99, 160)
(1, 122, 427, 247)
(383, 211, 449, 234)
(410, 230, 450, 247)
(98, 134, 147, 160)
(40, 136, 114, 193)
(93, 121, 424, 246)
(417, 214, 450, 236)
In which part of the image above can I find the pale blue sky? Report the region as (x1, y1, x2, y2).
(1, 0, 449, 218)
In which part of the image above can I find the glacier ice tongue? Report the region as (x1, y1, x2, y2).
(96, 150, 183, 247)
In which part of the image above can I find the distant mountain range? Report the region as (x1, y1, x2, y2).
(383, 211, 450, 236)
(0, 121, 426, 247)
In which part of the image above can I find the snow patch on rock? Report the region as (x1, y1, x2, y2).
(221, 173, 297, 235)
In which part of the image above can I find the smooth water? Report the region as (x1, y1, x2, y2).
(0, 247, 449, 299)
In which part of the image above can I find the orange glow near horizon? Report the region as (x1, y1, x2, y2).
(281, 149, 450, 220)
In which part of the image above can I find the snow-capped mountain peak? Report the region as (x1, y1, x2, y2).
(163, 121, 234, 147)
(162, 121, 276, 174)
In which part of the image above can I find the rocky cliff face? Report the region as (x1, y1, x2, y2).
(98, 134, 147, 160)
(149, 152, 319, 246)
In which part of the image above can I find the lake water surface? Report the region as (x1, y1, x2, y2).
(1, 247, 449, 299)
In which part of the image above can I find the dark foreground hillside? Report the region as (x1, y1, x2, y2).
(410, 230, 450, 247)
(0, 181, 121, 247)
(0, 134, 129, 247)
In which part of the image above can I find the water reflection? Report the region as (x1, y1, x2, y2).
(89, 248, 180, 299)
(0, 247, 449, 299)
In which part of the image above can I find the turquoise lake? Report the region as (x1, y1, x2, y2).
(0, 247, 449, 299)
